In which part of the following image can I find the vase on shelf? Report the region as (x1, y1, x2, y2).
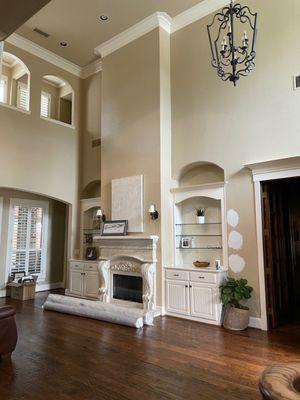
(196, 216, 205, 224)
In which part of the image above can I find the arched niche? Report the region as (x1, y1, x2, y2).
(1, 52, 30, 111)
(176, 162, 225, 187)
(41, 75, 74, 125)
(82, 180, 101, 199)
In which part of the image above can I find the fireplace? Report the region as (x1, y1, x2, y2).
(113, 274, 143, 303)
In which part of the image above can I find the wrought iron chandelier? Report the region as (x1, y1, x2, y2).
(207, 1, 258, 86)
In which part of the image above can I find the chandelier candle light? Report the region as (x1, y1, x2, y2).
(207, 0, 258, 86)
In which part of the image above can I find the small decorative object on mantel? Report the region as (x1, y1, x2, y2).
(193, 261, 210, 268)
(220, 278, 253, 331)
(207, 0, 258, 86)
(196, 208, 206, 224)
(101, 220, 128, 236)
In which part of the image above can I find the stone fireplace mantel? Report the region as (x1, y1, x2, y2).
(97, 236, 159, 311)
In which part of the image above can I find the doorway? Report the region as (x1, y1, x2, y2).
(261, 177, 300, 329)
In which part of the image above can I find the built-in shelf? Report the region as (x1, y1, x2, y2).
(176, 247, 222, 250)
(175, 234, 222, 237)
(175, 222, 221, 226)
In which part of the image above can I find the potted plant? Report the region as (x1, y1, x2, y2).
(220, 278, 253, 331)
(196, 208, 205, 224)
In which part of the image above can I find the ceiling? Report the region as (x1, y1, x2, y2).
(0, 0, 50, 41)
(16, 0, 204, 67)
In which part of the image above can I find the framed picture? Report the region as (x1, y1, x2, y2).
(101, 220, 128, 237)
(12, 271, 26, 282)
(181, 237, 191, 248)
(85, 247, 98, 260)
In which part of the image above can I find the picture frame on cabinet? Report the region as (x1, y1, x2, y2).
(85, 247, 97, 260)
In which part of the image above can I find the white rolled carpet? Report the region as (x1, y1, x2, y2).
(43, 294, 154, 328)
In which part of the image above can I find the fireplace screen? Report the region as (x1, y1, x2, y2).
(113, 274, 143, 303)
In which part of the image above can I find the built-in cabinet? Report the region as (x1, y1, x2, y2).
(165, 267, 226, 324)
(164, 182, 228, 326)
(66, 260, 100, 299)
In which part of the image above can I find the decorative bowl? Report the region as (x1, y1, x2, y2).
(193, 261, 210, 268)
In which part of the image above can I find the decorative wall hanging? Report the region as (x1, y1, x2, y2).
(207, 0, 258, 86)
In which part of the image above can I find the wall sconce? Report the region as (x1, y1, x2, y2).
(96, 208, 106, 228)
(149, 204, 159, 220)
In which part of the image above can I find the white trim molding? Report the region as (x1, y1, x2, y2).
(95, 12, 172, 58)
(172, 0, 232, 33)
(245, 155, 300, 331)
(6, 34, 82, 77)
(249, 317, 262, 330)
(37, 281, 65, 292)
(5, 33, 102, 79)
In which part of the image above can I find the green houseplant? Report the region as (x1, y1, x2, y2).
(220, 278, 253, 331)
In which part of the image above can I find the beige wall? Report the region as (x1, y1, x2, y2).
(0, 42, 81, 259)
(0, 188, 67, 293)
(171, 0, 300, 317)
(101, 29, 164, 304)
(81, 71, 101, 193)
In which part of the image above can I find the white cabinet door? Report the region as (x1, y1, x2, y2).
(70, 270, 84, 297)
(84, 271, 99, 299)
(190, 283, 216, 321)
(166, 280, 190, 315)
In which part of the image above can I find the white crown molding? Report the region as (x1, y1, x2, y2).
(172, 0, 231, 33)
(81, 58, 103, 79)
(5, 33, 102, 79)
(6, 33, 82, 77)
(94, 0, 231, 58)
(94, 12, 172, 58)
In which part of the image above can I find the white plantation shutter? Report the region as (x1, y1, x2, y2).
(0, 75, 7, 103)
(8, 200, 48, 278)
(17, 82, 29, 111)
(41, 92, 51, 118)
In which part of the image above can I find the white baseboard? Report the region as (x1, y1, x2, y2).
(0, 289, 7, 298)
(249, 317, 262, 329)
(37, 282, 65, 292)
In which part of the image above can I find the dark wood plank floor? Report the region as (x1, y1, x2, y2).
(0, 291, 299, 400)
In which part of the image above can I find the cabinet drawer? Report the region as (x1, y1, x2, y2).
(166, 270, 189, 281)
(70, 262, 84, 271)
(189, 271, 216, 284)
(84, 264, 98, 272)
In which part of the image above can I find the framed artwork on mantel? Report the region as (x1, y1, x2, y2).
(111, 175, 144, 233)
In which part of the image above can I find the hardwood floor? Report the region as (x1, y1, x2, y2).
(0, 291, 299, 400)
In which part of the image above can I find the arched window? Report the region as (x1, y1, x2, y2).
(41, 75, 74, 125)
(0, 52, 30, 111)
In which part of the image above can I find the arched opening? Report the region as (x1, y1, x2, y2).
(41, 75, 74, 125)
(82, 180, 101, 199)
(177, 161, 225, 187)
(0, 52, 30, 111)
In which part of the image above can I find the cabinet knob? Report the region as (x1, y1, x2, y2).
(173, 274, 179, 277)
(199, 276, 205, 279)
(185, 285, 188, 288)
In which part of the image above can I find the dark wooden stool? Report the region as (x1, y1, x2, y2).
(259, 362, 300, 399)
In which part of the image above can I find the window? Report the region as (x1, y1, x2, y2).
(7, 199, 48, 279)
(0, 75, 8, 103)
(41, 91, 51, 118)
(17, 81, 29, 111)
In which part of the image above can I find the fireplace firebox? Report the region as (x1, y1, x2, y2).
(113, 274, 143, 303)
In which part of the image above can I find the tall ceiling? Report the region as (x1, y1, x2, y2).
(0, 0, 50, 41)
(16, 0, 204, 67)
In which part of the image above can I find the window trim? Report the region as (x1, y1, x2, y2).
(17, 81, 29, 111)
(41, 91, 51, 118)
(6, 198, 49, 282)
(0, 75, 8, 104)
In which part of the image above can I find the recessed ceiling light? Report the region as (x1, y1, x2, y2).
(99, 15, 109, 22)
(60, 41, 68, 47)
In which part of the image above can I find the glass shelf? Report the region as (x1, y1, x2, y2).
(176, 234, 222, 237)
(175, 222, 221, 226)
(176, 247, 222, 250)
